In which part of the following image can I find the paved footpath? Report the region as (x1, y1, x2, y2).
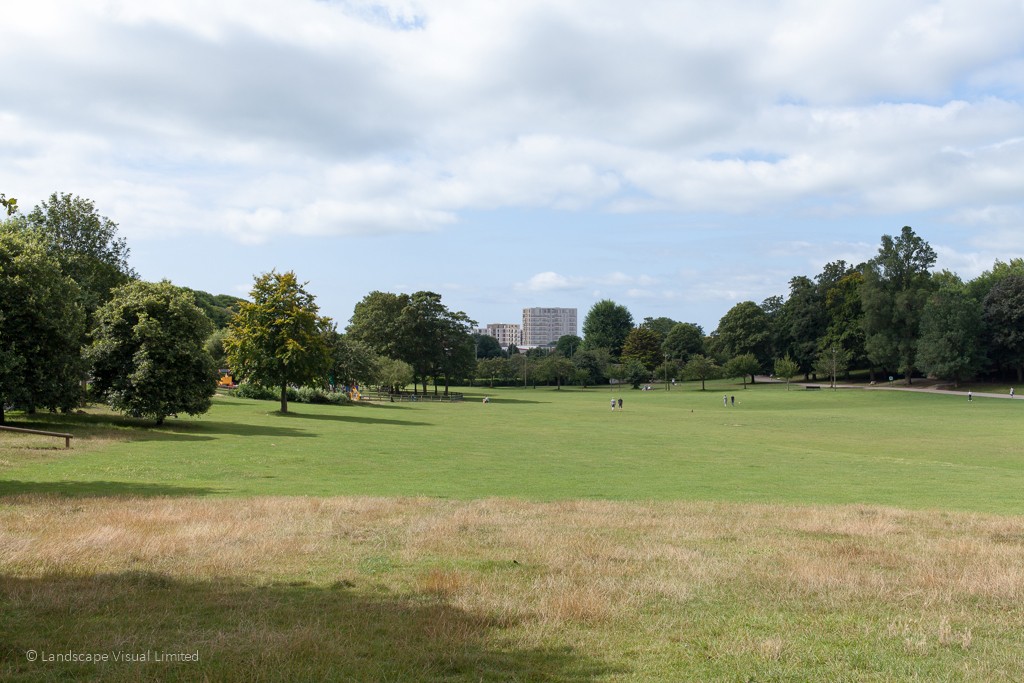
(755, 376, 1018, 400)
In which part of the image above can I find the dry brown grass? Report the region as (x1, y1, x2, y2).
(2, 496, 1023, 680)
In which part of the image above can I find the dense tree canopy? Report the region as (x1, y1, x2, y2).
(89, 280, 218, 425)
(983, 273, 1024, 382)
(661, 322, 704, 364)
(25, 192, 137, 321)
(226, 271, 332, 413)
(620, 327, 663, 371)
(862, 226, 936, 384)
(917, 285, 986, 387)
(582, 299, 634, 358)
(715, 301, 770, 368)
(0, 230, 86, 422)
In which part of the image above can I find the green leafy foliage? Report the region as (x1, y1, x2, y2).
(88, 280, 218, 425)
(0, 230, 86, 421)
(582, 299, 634, 358)
(25, 192, 136, 322)
(225, 271, 332, 413)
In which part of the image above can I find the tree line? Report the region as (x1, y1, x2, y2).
(4, 192, 1021, 425)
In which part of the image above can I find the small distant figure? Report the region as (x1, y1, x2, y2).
(968, 390, 973, 402)
(1011, 387, 1015, 398)
(723, 394, 728, 407)
(611, 397, 616, 411)
(730, 395, 735, 407)
(482, 397, 490, 404)
(618, 397, 623, 410)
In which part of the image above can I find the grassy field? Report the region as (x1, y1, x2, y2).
(1, 381, 1021, 512)
(2, 381, 1023, 681)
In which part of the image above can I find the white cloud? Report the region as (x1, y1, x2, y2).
(2, 0, 1024, 250)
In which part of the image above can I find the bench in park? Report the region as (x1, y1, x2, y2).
(0, 424, 73, 448)
(805, 385, 821, 390)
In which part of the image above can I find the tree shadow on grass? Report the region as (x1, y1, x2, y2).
(0, 572, 621, 682)
(273, 410, 433, 427)
(0, 481, 223, 498)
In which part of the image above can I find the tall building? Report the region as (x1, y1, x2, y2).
(521, 307, 577, 348)
(484, 323, 521, 348)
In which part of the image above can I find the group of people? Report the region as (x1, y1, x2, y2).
(610, 397, 623, 410)
(723, 394, 736, 407)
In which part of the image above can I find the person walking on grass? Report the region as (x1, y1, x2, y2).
(723, 394, 728, 407)
(611, 397, 616, 411)
(1011, 387, 1015, 398)
(968, 390, 973, 402)
(618, 397, 623, 410)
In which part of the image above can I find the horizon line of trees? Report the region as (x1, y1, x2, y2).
(5, 190, 1022, 424)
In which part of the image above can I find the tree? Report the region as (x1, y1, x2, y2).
(814, 345, 852, 390)
(536, 354, 574, 389)
(572, 349, 609, 388)
(582, 300, 634, 358)
(225, 271, 332, 413)
(0, 193, 16, 215)
(620, 358, 647, 389)
(473, 334, 505, 359)
(861, 226, 936, 384)
(724, 353, 761, 388)
(88, 280, 218, 425)
(347, 291, 412, 361)
(325, 329, 379, 390)
(554, 334, 583, 358)
(0, 230, 86, 422)
(400, 291, 475, 394)
(820, 268, 867, 378)
(779, 276, 825, 378)
(640, 316, 678, 337)
(983, 273, 1024, 382)
(773, 356, 800, 390)
(916, 286, 985, 387)
(377, 357, 414, 393)
(186, 289, 245, 329)
(205, 328, 229, 369)
(661, 322, 704, 365)
(715, 301, 770, 378)
(25, 192, 137, 321)
(683, 355, 720, 391)
(620, 327, 663, 371)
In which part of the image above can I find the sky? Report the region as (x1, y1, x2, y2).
(2, 0, 1024, 335)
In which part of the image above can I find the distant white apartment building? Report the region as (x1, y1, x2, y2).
(521, 307, 577, 348)
(484, 323, 521, 348)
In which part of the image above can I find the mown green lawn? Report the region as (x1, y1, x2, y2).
(3, 381, 1021, 513)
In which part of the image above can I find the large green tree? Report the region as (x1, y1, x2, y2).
(715, 301, 770, 377)
(225, 271, 332, 413)
(89, 280, 218, 425)
(861, 226, 936, 384)
(582, 300, 634, 358)
(779, 275, 825, 378)
(25, 192, 137, 322)
(983, 273, 1024, 382)
(0, 230, 86, 422)
(661, 322, 704, 364)
(620, 326, 663, 371)
(916, 285, 986, 387)
(683, 354, 720, 391)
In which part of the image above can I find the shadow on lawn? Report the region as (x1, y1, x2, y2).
(0, 480, 222, 498)
(0, 572, 619, 682)
(273, 410, 432, 427)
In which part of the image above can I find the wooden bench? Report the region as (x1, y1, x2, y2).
(0, 424, 73, 448)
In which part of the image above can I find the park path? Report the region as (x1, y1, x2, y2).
(755, 376, 1017, 400)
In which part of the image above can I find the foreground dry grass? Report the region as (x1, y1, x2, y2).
(3, 496, 1024, 681)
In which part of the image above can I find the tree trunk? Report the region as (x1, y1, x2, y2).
(0, 403, 4, 424)
(280, 383, 289, 413)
